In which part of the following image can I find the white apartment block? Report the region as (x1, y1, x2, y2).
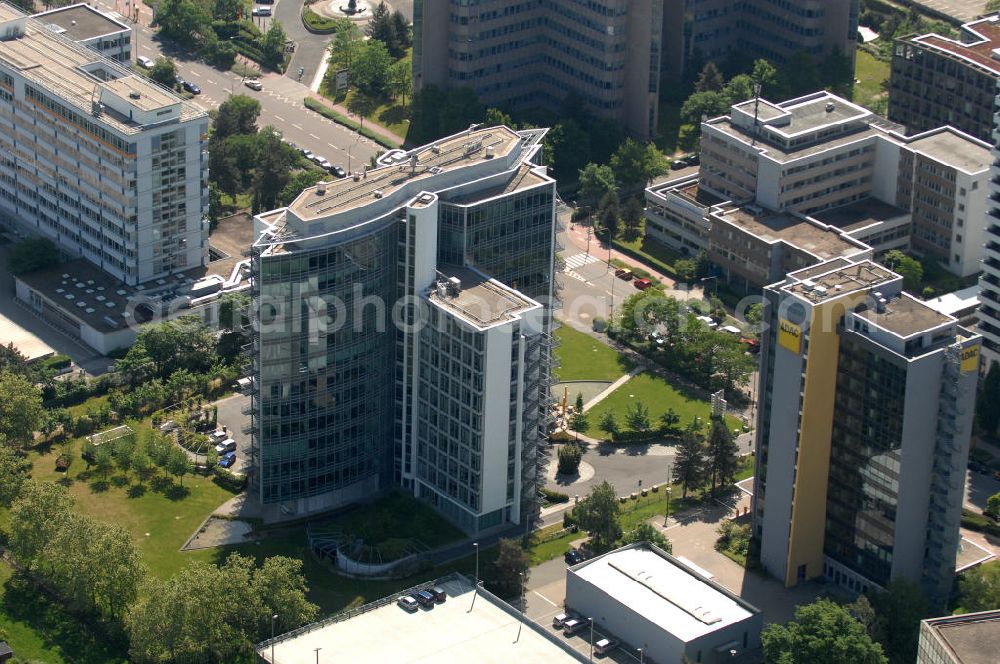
(0, 4, 208, 286)
(32, 3, 132, 62)
(647, 91, 990, 280)
(976, 82, 1000, 361)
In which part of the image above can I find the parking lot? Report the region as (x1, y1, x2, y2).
(214, 393, 252, 475)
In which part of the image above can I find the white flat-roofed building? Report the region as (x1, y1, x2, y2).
(256, 574, 585, 664)
(917, 609, 1000, 664)
(0, 3, 209, 286)
(32, 3, 131, 62)
(566, 543, 763, 664)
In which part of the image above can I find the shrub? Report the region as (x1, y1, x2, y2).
(557, 444, 583, 475)
(987, 492, 1000, 520)
(9, 237, 60, 274)
(592, 316, 607, 333)
(212, 467, 247, 492)
(542, 488, 570, 504)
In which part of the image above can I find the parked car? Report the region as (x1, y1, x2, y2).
(314, 156, 333, 170)
(300, 147, 314, 160)
(414, 589, 436, 607)
(251, 7, 271, 16)
(244, 79, 263, 91)
(256, 0, 274, 4)
(552, 612, 577, 628)
(670, 159, 687, 170)
(594, 638, 618, 656)
(218, 452, 237, 468)
(330, 164, 347, 178)
(614, 268, 633, 281)
(215, 439, 237, 455)
(684, 153, 700, 166)
(969, 459, 989, 474)
(563, 618, 586, 635)
(182, 80, 201, 95)
(397, 596, 419, 612)
(633, 278, 653, 290)
(209, 429, 228, 443)
(429, 587, 447, 603)
(564, 549, 583, 565)
(136, 55, 154, 69)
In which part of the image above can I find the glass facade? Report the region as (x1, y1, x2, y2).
(253, 221, 400, 504)
(823, 332, 906, 587)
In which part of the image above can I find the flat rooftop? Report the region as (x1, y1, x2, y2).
(925, 284, 981, 317)
(784, 259, 897, 303)
(771, 93, 870, 135)
(288, 126, 523, 220)
(903, 128, 991, 173)
(811, 198, 910, 233)
(855, 293, 954, 337)
(571, 545, 758, 642)
(716, 207, 864, 260)
(0, 6, 203, 134)
(33, 3, 129, 41)
(428, 265, 538, 330)
(924, 610, 1000, 664)
(0, 311, 55, 361)
(911, 17, 1000, 77)
(447, 163, 548, 204)
(16, 218, 251, 333)
(259, 575, 583, 664)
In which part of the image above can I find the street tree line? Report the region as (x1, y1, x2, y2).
(0, 448, 319, 663)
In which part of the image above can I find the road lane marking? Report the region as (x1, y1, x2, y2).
(206, 79, 216, 85)
(274, 115, 285, 122)
(292, 123, 303, 130)
(190, 71, 202, 77)
(532, 591, 557, 607)
(309, 133, 320, 139)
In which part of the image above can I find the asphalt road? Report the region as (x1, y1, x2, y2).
(89, 0, 380, 166)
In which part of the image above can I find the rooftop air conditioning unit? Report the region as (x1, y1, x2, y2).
(373, 190, 383, 199)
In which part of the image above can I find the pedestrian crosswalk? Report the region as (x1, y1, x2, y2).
(563, 253, 600, 271)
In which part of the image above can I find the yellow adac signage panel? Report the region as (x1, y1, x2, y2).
(778, 319, 802, 354)
(961, 345, 980, 374)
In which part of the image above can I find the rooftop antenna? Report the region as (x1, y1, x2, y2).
(751, 83, 762, 146)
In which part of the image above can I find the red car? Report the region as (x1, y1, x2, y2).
(633, 278, 653, 290)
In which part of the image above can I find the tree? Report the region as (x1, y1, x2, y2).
(250, 555, 320, 633)
(569, 411, 589, 439)
(0, 371, 44, 448)
(390, 10, 411, 49)
(578, 163, 617, 205)
(673, 423, 705, 498)
(0, 445, 30, 506)
(745, 302, 763, 326)
(977, 361, 1000, 436)
(987, 492, 1000, 519)
(610, 138, 668, 192)
(489, 538, 530, 600)
(723, 73, 756, 105)
(261, 21, 287, 70)
(695, 62, 725, 92)
(167, 447, 191, 485)
(94, 444, 115, 479)
(575, 392, 585, 414)
(8, 237, 60, 275)
(598, 412, 619, 439)
(659, 408, 680, 433)
(149, 57, 178, 89)
(278, 169, 325, 207)
(625, 402, 651, 433)
(352, 39, 393, 96)
(883, 250, 923, 292)
(132, 447, 152, 486)
(9, 480, 74, 569)
(680, 90, 728, 125)
(328, 18, 365, 73)
(153, 0, 213, 49)
(600, 205, 620, 241)
(957, 561, 1000, 613)
(213, 95, 261, 140)
(388, 59, 413, 106)
(366, 2, 403, 57)
(762, 599, 888, 664)
(557, 444, 583, 475)
(573, 481, 622, 551)
(706, 415, 740, 490)
(484, 107, 513, 128)
(251, 127, 296, 212)
(675, 259, 696, 283)
(213, 0, 242, 21)
(863, 580, 930, 664)
(127, 316, 217, 378)
(752, 58, 778, 95)
(347, 92, 379, 132)
(622, 522, 672, 553)
(621, 196, 644, 242)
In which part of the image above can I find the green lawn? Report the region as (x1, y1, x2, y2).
(854, 50, 890, 114)
(312, 491, 464, 551)
(582, 372, 741, 436)
(554, 324, 634, 382)
(28, 431, 238, 579)
(614, 233, 684, 280)
(527, 524, 586, 565)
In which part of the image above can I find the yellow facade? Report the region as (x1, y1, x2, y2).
(782, 293, 868, 586)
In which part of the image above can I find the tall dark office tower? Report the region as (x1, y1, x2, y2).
(248, 127, 558, 534)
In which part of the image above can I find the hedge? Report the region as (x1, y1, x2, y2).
(961, 509, 1000, 537)
(213, 467, 248, 492)
(302, 7, 339, 33)
(609, 428, 681, 444)
(40, 354, 72, 371)
(302, 97, 401, 149)
(612, 239, 678, 281)
(541, 488, 570, 504)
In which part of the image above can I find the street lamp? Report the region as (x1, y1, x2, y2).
(588, 617, 595, 663)
(314, 646, 322, 664)
(474, 541, 480, 588)
(638, 647, 644, 664)
(701, 275, 718, 297)
(270, 613, 278, 664)
(665, 485, 672, 527)
(347, 131, 363, 176)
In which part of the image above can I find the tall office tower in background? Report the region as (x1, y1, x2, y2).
(752, 257, 981, 606)
(976, 77, 1000, 364)
(662, 0, 859, 82)
(249, 126, 557, 533)
(413, 0, 663, 138)
(0, 4, 208, 286)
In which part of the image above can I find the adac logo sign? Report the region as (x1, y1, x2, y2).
(778, 319, 802, 354)
(960, 345, 979, 374)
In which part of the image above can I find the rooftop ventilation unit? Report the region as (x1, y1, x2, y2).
(447, 276, 461, 296)
(431, 145, 440, 154)
(129, 90, 141, 100)
(316, 181, 326, 196)
(813, 285, 828, 296)
(429, 166, 444, 174)
(373, 190, 383, 199)
(825, 102, 835, 112)
(485, 146, 495, 159)
(801, 279, 816, 291)
(877, 297, 888, 313)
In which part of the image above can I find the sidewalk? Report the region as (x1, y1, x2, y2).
(304, 91, 406, 147)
